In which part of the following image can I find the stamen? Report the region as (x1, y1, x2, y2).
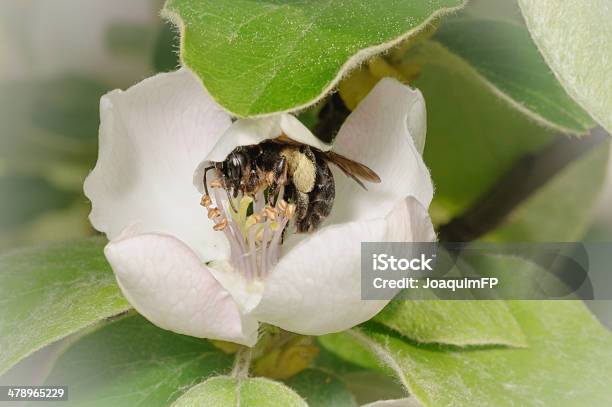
(207, 207, 221, 219)
(201, 195, 212, 207)
(213, 218, 228, 231)
(278, 199, 288, 212)
(202, 176, 293, 280)
(265, 206, 277, 221)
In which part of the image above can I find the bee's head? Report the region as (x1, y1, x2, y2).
(221, 148, 249, 197)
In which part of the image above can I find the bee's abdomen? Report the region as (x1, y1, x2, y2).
(296, 157, 335, 233)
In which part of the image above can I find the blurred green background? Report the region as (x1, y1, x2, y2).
(0, 0, 179, 250)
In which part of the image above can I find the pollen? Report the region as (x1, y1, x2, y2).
(213, 218, 228, 231)
(200, 194, 212, 207)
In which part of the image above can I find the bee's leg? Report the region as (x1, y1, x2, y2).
(268, 156, 288, 206)
(295, 191, 310, 223)
(245, 167, 259, 195)
(202, 165, 215, 197)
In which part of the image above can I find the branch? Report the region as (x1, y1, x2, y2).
(438, 127, 609, 242)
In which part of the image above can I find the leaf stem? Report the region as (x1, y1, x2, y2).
(231, 346, 252, 379)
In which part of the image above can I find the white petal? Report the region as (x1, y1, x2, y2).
(250, 197, 435, 335)
(327, 78, 433, 226)
(105, 232, 258, 346)
(208, 259, 265, 314)
(203, 113, 331, 163)
(84, 69, 232, 263)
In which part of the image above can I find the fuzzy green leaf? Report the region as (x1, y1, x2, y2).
(285, 368, 357, 407)
(518, 0, 612, 134)
(0, 238, 130, 376)
(407, 40, 553, 223)
(163, 0, 465, 117)
(374, 301, 526, 347)
(434, 17, 594, 133)
(357, 301, 612, 406)
(44, 315, 233, 406)
(407, 40, 608, 240)
(171, 376, 307, 407)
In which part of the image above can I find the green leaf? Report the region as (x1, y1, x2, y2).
(171, 376, 307, 407)
(434, 17, 594, 133)
(312, 348, 407, 405)
(486, 139, 610, 241)
(374, 300, 526, 347)
(0, 238, 130, 376)
(405, 40, 554, 223)
(406, 40, 608, 241)
(285, 368, 357, 407)
(356, 300, 612, 406)
(518, 0, 612, 134)
(44, 315, 233, 406)
(163, 0, 466, 117)
(317, 333, 387, 374)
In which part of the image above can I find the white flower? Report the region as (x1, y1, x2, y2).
(84, 68, 435, 346)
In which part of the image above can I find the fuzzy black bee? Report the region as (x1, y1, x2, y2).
(203, 136, 381, 233)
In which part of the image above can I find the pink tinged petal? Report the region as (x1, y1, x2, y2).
(327, 78, 434, 226)
(84, 69, 232, 263)
(250, 198, 435, 335)
(105, 232, 259, 346)
(203, 113, 331, 163)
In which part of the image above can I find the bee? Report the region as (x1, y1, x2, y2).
(204, 136, 381, 233)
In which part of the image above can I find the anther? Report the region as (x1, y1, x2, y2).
(207, 207, 221, 219)
(213, 218, 228, 231)
(265, 206, 277, 221)
(252, 213, 263, 223)
(201, 195, 212, 207)
(278, 199, 288, 212)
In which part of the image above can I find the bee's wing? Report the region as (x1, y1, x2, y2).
(271, 135, 381, 189)
(321, 151, 381, 190)
(270, 134, 304, 147)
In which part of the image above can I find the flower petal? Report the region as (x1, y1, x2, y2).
(84, 68, 232, 262)
(326, 78, 433, 226)
(105, 231, 259, 346)
(202, 113, 331, 163)
(250, 197, 435, 335)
